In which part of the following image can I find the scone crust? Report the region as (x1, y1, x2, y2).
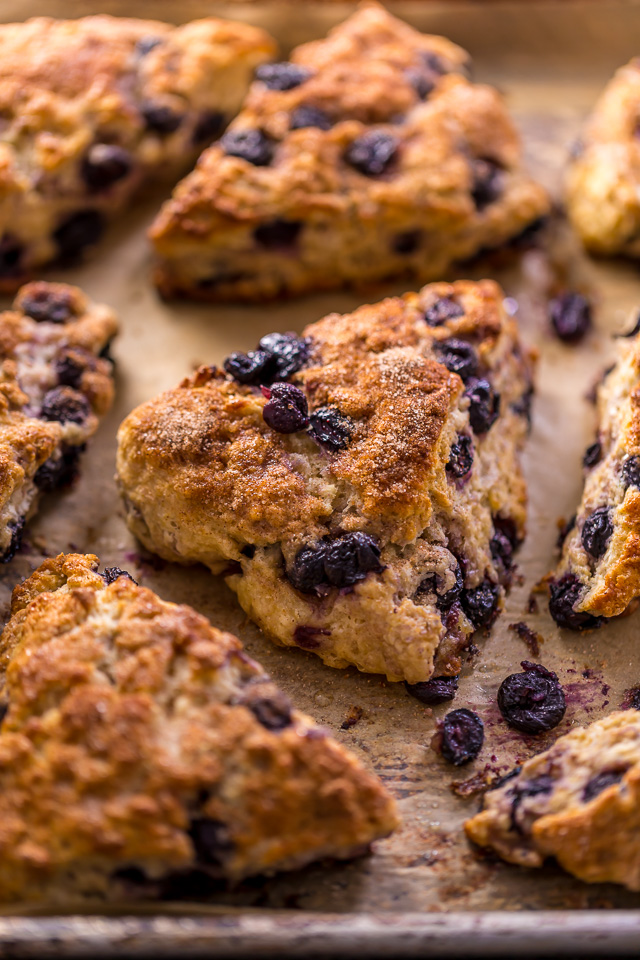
(0, 552, 397, 903)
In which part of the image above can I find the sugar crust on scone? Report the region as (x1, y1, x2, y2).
(117, 278, 533, 683)
(0, 14, 274, 287)
(0, 552, 397, 903)
(150, 3, 550, 302)
(0, 282, 117, 561)
(465, 710, 640, 890)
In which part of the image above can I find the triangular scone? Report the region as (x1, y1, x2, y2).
(0, 15, 274, 288)
(465, 711, 640, 889)
(150, 4, 549, 301)
(0, 282, 117, 562)
(567, 59, 640, 255)
(549, 331, 640, 629)
(0, 553, 397, 903)
(117, 279, 533, 683)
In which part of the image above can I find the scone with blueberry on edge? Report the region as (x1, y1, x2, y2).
(567, 58, 640, 256)
(465, 711, 640, 889)
(0, 282, 117, 563)
(150, 3, 550, 302)
(117, 278, 534, 684)
(0, 14, 274, 288)
(549, 328, 640, 629)
(0, 552, 397, 903)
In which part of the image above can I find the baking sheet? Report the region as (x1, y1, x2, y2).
(2, 0, 640, 954)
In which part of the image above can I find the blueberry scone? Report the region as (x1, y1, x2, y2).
(0, 15, 274, 288)
(150, 3, 550, 302)
(0, 282, 117, 562)
(549, 329, 640, 629)
(567, 58, 640, 256)
(117, 279, 534, 684)
(0, 552, 397, 903)
(465, 711, 640, 889)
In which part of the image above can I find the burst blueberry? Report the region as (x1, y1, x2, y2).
(405, 675, 458, 705)
(466, 378, 500, 435)
(583, 440, 602, 468)
(446, 435, 473, 479)
(440, 708, 484, 765)
(581, 506, 613, 559)
(345, 130, 398, 176)
(497, 661, 566, 735)
(40, 388, 90, 425)
(548, 572, 602, 630)
(424, 298, 465, 326)
(621, 455, 640, 489)
(256, 61, 312, 91)
(461, 578, 500, 628)
(288, 532, 383, 592)
(549, 292, 592, 344)
(471, 158, 503, 210)
(21, 289, 73, 324)
(82, 144, 132, 191)
(221, 129, 273, 166)
(308, 407, 353, 452)
(141, 101, 184, 134)
(290, 105, 333, 131)
(435, 339, 479, 382)
(262, 382, 309, 434)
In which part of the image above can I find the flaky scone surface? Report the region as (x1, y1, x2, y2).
(150, 3, 549, 301)
(0, 553, 397, 903)
(0, 14, 274, 287)
(550, 330, 640, 626)
(465, 710, 640, 889)
(117, 279, 533, 683)
(0, 282, 117, 562)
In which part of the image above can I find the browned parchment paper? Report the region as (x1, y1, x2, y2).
(2, 0, 640, 930)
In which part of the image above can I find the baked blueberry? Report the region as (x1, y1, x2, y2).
(245, 692, 293, 731)
(21, 289, 73, 324)
(418, 563, 464, 611)
(621, 455, 640, 489)
(192, 111, 225, 144)
(55, 351, 87, 389)
(188, 819, 234, 867)
(82, 144, 132, 191)
(583, 440, 602, 468)
(262, 382, 309, 433)
(53, 211, 105, 259)
(254, 220, 302, 249)
(424, 298, 465, 326)
(258, 332, 310, 381)
(256, 62, 311, 91)
(471, 158, 503, 210)
(461, 579, 500, 628)
(548, 573, 603, 630)
(549, 292, 592, 344)
(405, 675, 458, 705)
(0, 235, 23, 277)
(466, 378, 500, 435)
(511, 385, 534, 426)
(1, 517, 25, 563)
(435, 339, 479, 382)
(33, 445, 83, 492)
(581, 506, 613, 559)
(508, 775, 554, 832)
(103, 566, 137, 586)
(136, 35, 163, 56)
(392, 230, 422, 255)
(582, 769, 626, 803)
(223, 349, 271, 384)
(497, 661, 566, 735)
(141, 101, 184, 134)
(221, 129, 274, 166)
(490, 527, 514, 575)
(446, 435, 474, 479)
(441, 708, 484, 765)
(288, 532, 383, 592)
(308, 407, 353, 451)
(345, 130, 398, 176)
(40, 388, 90, 425)
(290, 105, 333, 131)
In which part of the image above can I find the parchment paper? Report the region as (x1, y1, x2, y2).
(1, 0, 640, 918)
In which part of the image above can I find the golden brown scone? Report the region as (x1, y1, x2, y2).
(150, 3, 549, 302)
(0, 552, 397, 903)
(549, 329, 640, 628)
(0, 14, 274, 288)
(0, 282, 117, 562)
(465, 710, 640, 889)
(566, 58, 640, 256)
(117, 279, 533, 683)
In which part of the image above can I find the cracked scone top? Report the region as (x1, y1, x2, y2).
(567, 58, 640, 256)
(0, 553, 397, 903)
(0, 282, 117, 562)
(117, 279, 534, 684)
(550, 329, 640, 629)
(150, 3, 550, 301)
(465, 711, 640, 890)
(0, 14, 274, 287)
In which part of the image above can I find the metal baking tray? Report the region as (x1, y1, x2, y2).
(2, 0, 640, 955)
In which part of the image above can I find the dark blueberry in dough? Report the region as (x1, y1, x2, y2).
(192, 111, 225, 144)
(258, 332, 310, 382)
(246, 691, 293, 731)
(141, 101, 184, 134)
(582, 769, 626, 803)
(511, 385, 534, 426)
(82, 144, 132, 191)
(188, 819, 234, 867)
(53, 211, 105, 259)
(461, 579, 500, 628)
(418, 563, 464, 611)
(290, 105, 333, 131)
(262, 382, 309, 433)
(135, 35, 163, 56)
(345, 130, 398, 177)
(406, 68, 436, 100)
(441, 708, 484, 765)
(424, 298, 465, 326)
(34, 445, 83, 492)
(289, 545, 328, 593)
(1, 516, 25, 563)
(289, 532, 383, 592)
(221, 129, 273, 166)
(420, 51, 449, 74)
(103, 566, 137, 586)
(392, 230, 422, 255)
(446, 434, 474, 479)
(491, 527, 514, 574)
(21, 289, 73, 324)
(581, 506, 613, 559)
(256, 61, 312, 91)
(507, 774, 554, 832)
(435, 339, 479, 383)
(583, 440, 602, 468)
(556, 513, 576, 549)
(308, 407, 353, 452)
(0, 235, 23, 276)
(548, 573, 602, 630)
(254, 219, 302, 250)
(55, 350, 91, 390)
(466, 378, 500, 435)
(549, 292, 592, 344)
(487, 765, 522, 793)
(471, 158, 503, 210)
(223, 349, 271, 384)
(405, 675, 458, 705)
(621, 455, 640, 489)
(40, 387, 90, 425)
(498, 661, 566, 734)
